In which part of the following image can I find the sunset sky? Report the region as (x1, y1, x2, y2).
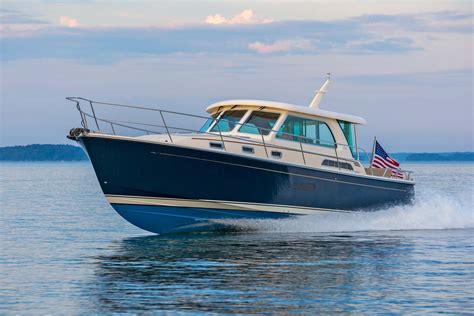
(1, 0, 472, 151)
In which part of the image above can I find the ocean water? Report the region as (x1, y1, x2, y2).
(0, 162, 473, 314)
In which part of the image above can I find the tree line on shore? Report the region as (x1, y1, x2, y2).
(0, 144, 472, 162)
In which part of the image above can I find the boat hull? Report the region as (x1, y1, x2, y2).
(112, 203, 290, 234)
(78, 134, 415, 234)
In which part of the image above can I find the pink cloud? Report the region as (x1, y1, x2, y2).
(205, 9, 273, 25)
(59, 16, 79, 28)
(248, 40, 313, 54)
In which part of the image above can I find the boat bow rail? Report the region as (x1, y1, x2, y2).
(66, 96, 413, 181)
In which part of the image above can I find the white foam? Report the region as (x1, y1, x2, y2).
(216, 194, 474, 233)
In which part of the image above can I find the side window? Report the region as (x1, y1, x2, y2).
(277, 115, 335, 147)
(338, 120, 356, 158)
(239, 111, 280, 136)
(210, 110, 247, 132)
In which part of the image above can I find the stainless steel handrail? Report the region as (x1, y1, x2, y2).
(67, 96, 355, 153)
(67, 97, 211, 120)
(79, 111, 364, 166)
(67, 97, 412, 180)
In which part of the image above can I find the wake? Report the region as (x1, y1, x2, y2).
(215, 193, 474, 233)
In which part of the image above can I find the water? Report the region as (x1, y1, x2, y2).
(1, 162, 473, 314)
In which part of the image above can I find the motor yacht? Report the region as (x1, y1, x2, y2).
(67, 75, 415, 234)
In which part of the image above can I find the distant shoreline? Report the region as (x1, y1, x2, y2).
(361, 152, 474, 163)
(1, 144, 473, 162)
(0, 144, 87, 161)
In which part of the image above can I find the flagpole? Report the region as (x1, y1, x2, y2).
(369, 137, 376, 173)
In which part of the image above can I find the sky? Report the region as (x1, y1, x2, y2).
(0, 0, 473, 152)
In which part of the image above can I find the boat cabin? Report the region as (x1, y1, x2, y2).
(200, 98, 367, 174)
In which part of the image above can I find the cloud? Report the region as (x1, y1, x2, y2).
(205, 9, 273, 25)
(347, 37, 420, 54)
(2, 11, 471, 62)
(248, 39, 313, 54)
(205, 14, 227, 25)
(59, 16, 79, 28)
(353, 12, 473, 33)
(0, 9, 50, 37)
(428, 11, 473, 21)
(0, 8, 49, 25)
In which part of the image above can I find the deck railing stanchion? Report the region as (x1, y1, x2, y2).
(334, 144, 341, 170)
(89, 101, 100, 131)
(215, 118, 226, 150)
(260, 129, 269, 158)
(110, 122, 116, 135)
(299, 138, 306, 165)
(81, 112, 87, 129)
(76, 102, 88, 129)
(159, 110, 173, 143)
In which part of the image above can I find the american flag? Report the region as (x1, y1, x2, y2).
(371, 140, 404, 179)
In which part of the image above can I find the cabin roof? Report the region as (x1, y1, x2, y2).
(206, 99, 367, 125)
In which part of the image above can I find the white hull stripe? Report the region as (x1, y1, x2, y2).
(106, 195, 350, 215)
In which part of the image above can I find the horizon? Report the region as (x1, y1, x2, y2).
(1, 0, 473, 152)
(2, 143, 474, 155)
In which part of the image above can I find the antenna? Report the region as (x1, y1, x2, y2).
(309, 73, 331, 109)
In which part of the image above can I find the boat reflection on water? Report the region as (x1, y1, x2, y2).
(90, 232, 409, 314)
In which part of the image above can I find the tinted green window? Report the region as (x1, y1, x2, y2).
(239, 112, 280, 136)
(338, 120, 355, 157)
(210, 110, 247, 132)
(199, 113, 219, 132)
(277, 115, 335, 147)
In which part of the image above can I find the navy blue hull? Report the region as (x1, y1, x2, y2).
(113, 204, 290, 234)
(79, 135, 414, 234)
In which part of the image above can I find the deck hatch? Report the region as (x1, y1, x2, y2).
(242, 146, 255, 154)
(271, 151, 282, 159)
(209, 142, 224, 149)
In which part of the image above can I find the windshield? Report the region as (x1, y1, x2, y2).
(239, 111, 280, 136)
(199, 113, 218, 133)
(210, 110, 247, 132)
